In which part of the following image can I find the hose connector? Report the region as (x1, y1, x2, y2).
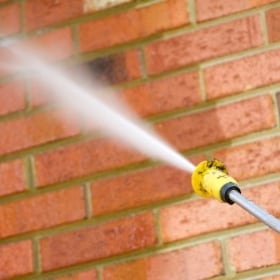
(192, 159, 241, 204)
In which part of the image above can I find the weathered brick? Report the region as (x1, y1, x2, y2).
(71, 49, 142, 85)
(54, 270, 97, 280)
(35, 139, 145, 187)
(0, 3, 20, 35)
(78, 0, 188, 52)
(156, 95, 275, 152)
(0, 241, 33, 279)
(104, 242, 223, 280)
(267, 7, 280, 43)
(92, 165, 191, 216)
(228, 230, 280, 272)
(160, 182, 280, 241)
(0, 159, 26, 197)
(145, 15, 263, 74)
(0, 187, 85, 238)
(214, 136, 280, 181)
(40, 212, 156, 271)
(0, 81, 26, 115)
(205, 49, 280, 99)
(25, 0, 83, 30)
(0, 109, 80, 156)
(196, 0, 279, 22)
(122, 72, 201, 117)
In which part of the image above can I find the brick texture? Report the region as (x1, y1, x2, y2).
(40, 212, 156, 271)
(0, 28, 74, 78)
(0, 159, 26, 197)
(103, 242, 223, 280)
(0, 187, 85, 238)
(35, 138, 145, 187)
(54, 270, 97, 280)
(91, 165, 191, 216)
(72, 49, 142, 85)
(262, 276, 280, 280)
(0, 3, 20, 35)
(196, 0, 279, 22)
(78, 0, 189, 52)
(25, 0, 83, 30)
(0, 241, 33, 279)
(145, 15, 263, 74)
(214, 136, 280, 181)
(156, 95, 275, 151)
(228, 230, 280, 272)
(0, 80, 25, 116)
(267, 7, 280, 43)
(123, 72, 201, 117)
(160, 182, 280, 241)
(0, 110, 80, 156)
(205, 49, 280, 99)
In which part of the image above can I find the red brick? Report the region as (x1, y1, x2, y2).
(0, 159, 26, 197)
(267, 7, 280, 43)
(160, 182, 280, 241)
(262, 276, 280, 280)
(0, 81, 25, 115)
(91, 165, 191, 216)
(145, 15, 263, 74)
(35, 139, 145, 187)
(196, 0, 278, 22)
(214, 136, 280, 181)
(0, 187, 85, 238)
(205, 49, 280, 99)
(122, 72, 201, 117)
(0, 109, 80, 156)
(0, 3, 20, 35)
(228, 230, 280, 272)
(104, 242, 222, 280)
(54, 270, 97, 280)
(0, 28, 74, 78)
(155, 95, 275, 152)
(0, 241, 33, 279)
(25, 0, 83, 30)
(25, 27, 74, 61)
(78, 0, 188, 52)
(40, 212, 156, 271)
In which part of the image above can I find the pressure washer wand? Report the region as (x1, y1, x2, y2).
(229, 190, 280, 232)
(192, 160, 280, 233)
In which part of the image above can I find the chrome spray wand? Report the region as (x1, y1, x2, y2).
(192, 160, 280, 233)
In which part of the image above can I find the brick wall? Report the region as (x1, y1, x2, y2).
(0, 0, 280, 279)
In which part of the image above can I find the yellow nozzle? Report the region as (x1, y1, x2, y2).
(191, 159, 241, 204)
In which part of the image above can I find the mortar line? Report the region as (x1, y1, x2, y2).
(19, 0, 26, 34)
(271, 91, 280, 128)
(96, 266, 103, 280)
(153, 209, 163, 245)
(188, 0, 197, 26)
(84, 182, 93, 219)
(259, 9, 269, 45)
(24, 156, 36, 191)
(139, 45, 148, 79)
(32, 236, 42, 274)
(198, 67, 206, 101)
(220, 238, 235, 278)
